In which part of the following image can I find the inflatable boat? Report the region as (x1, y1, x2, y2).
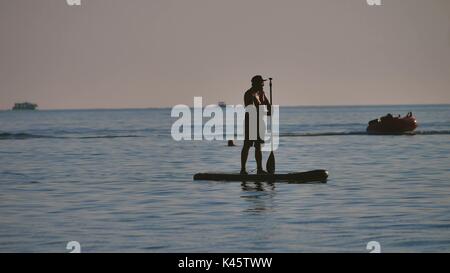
(367, 112, 417, 134)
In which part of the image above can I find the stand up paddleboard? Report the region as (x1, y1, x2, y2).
(193, 170, 328, 183)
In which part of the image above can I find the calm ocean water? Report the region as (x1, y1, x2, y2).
(0, 105, 449, 252)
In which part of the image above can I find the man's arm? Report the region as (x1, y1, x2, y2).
(244, 91, 254, 107)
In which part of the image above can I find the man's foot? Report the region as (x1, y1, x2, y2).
(257, 169, 268, 175)
(240, 169, 248, 175)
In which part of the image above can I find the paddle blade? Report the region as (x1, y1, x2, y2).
(266, 152, 275, 174)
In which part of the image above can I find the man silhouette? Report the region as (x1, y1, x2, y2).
(240, 75, 271, 175)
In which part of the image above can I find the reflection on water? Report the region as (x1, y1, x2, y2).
(241, 182, 276, 214)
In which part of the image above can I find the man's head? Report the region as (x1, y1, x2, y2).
(251, 75, 266, 91)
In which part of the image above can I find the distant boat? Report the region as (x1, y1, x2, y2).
(12, 102, 38, 110)
(218, 101, 226, 108)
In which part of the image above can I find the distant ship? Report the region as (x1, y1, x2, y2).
(218, 101, 226, 108)
(12, 102, 38, 110)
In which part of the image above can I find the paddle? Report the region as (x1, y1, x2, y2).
(266, 78, 275, 174)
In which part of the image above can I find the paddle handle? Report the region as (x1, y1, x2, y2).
(269, 78, 273, 151)
(269, 78, 273, 105)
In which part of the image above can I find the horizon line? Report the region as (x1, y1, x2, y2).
(1, 102, 449, 111)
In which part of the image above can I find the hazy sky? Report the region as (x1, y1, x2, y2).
(0, 0, 449, 109)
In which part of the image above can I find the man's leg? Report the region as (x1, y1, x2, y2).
(241, 141, 251, 174)
(255, 143, 266, 174)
